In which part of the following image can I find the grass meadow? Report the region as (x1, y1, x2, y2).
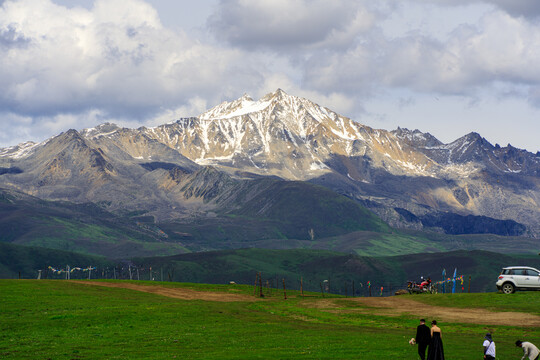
(1, 279, 539, 359)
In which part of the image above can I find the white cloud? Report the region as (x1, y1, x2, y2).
(0, 0, 262, 119)
(0, 0, 539, 152)
(207, 0, 376, 51)
(418, 0, 540, 19)
(303, 10, 540, 100)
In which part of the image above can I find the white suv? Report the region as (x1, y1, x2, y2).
(496, 266, 540, 294)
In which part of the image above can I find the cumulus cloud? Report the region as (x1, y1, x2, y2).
(207, 0, 376, 51)
(420, 0, 540, 19)
(0, 0, 262, 121)
(302, 9, 540, 103)
(1, 0, 539, 152)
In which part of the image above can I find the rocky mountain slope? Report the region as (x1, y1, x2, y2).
(0, 89, 539, 238)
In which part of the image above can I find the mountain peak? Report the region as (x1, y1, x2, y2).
(261, 88, 291, 103)
(240, 93, 253, 102)
(82, 123, 121, 139)
(392, 127, 442, 148)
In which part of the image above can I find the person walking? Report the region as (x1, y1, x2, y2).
(483, 333, 495, 360)
(427, 320, 444, 360)
(416, 319, 431, 360)
(516, 340, 540, 360)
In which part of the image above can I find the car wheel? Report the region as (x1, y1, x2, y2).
(502, 282, 515, 294)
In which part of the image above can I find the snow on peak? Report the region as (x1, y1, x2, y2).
(82, 123, 121, 139)
(199, 93, 272, 120)
(0, 141, 39, 159)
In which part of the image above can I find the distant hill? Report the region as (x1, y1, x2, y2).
(0, 242, 114, 279)
(132, 248, 540, 293)
(0, 188, 188, 258)
(4, 244, 539, 293)
(1, 186, 538, 260)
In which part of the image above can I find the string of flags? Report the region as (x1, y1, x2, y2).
(433, 268, 465, 293)
(48, 266, 96, 274)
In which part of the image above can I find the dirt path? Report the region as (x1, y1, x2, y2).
(69, 281, 257, 302)
(70, 281, 539, 326)
(336, 297, 540, 327)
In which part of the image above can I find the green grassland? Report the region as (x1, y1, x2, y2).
(1, 280, 539, 359)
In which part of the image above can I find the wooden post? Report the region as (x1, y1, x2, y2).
(258, 272, 263, 298)
(254, 272, 259, 296)
(161, 268, 163, 282)
(345, 284, 348, 298)
(18, 271, 21, 280)
(468, 275, 471, 293)
(352, 281, 355, 298)
(300, 277, 304, 298)
(369, 284, 371, 297)
(168, 271, 172, 282)
(320, 282, 325, 298)
(282, 278, 287, 300)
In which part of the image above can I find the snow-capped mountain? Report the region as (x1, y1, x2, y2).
(0, 89, 539, 236)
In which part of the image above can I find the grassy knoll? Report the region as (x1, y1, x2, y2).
(1, 280, 539, 359)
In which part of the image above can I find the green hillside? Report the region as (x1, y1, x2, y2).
(0, 189, 188, 258)
(4, 242, 540, 293)
(159, 179, 392, 251)
(133, 248, 540, 293)
(0, 242, 114, 279)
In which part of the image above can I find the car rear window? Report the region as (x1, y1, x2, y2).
(501, 269, 513, 275)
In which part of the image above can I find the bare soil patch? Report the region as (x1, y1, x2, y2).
(338, 297, 540, 327)
(69, 281, 257, 302)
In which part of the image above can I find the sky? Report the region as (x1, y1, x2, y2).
(0, 0, 539, 152)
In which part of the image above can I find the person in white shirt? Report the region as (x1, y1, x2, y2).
(516, 340, 540, 360)
(483, 333, 495, 360)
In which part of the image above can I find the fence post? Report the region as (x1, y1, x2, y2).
(254, 273, 259, 296)
(282, 278, 287, 300)
(468, 275, 471, 293)
(352, 281, 355, 298)
(301, 277, 304, 298)
(259, 272, 263, 298)
(320, 282, 325, 298)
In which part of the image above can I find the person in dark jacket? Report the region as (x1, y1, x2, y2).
(416, 318, 431, 360)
